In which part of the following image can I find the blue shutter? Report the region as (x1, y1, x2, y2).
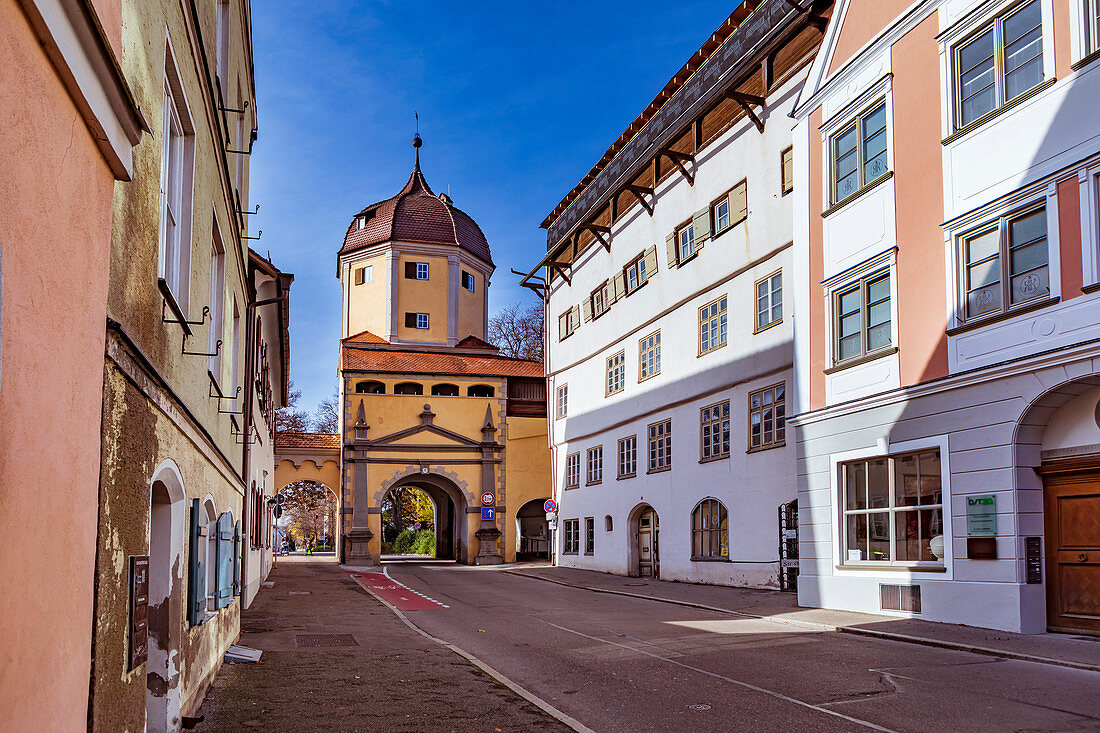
(215, 513, 233, 608)
(233, 520, 241, 597)
(188, 499, 206, 625)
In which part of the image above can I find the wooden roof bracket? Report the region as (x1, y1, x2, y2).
(783, 0, 828, 31)
(625, 185, 655, 215)
(550, 261, 572, 286)
(581, 224, 612, 252)
(728, 91, 765, 133)
(658, 148, 695, 186)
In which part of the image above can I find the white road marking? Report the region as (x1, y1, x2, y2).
(383, 565, 450, 608)
(542, 620, 898, 733)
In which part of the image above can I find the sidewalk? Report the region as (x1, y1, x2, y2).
(192, 557, 567, 732)
(506, 565, 1100, 672)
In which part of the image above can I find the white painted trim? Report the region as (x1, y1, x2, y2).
(1080, 163, 1100, 287)
(150, 459, 186, 504)
(19, 0, 144, 180)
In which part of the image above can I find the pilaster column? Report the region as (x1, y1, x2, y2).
(345, 403, 377, 566)
(474, 405, 502, 565)
(447, 255, 460, 346)
(386, 250, 399, 342)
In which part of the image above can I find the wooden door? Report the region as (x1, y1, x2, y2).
(1044, 469, 1100, 635)
(638, 512, 653, 578)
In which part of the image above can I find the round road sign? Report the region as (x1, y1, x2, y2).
(543, 498, 557, 514)
(481, 491, 495, 506)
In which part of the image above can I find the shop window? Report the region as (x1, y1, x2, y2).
(691, 498, 728, 560)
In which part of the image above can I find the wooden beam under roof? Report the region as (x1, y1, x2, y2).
(727, 91, 765, 133)
(580, 224, 612, 251)
(624, 185, 654, 215)
(658, 148, 695, 185)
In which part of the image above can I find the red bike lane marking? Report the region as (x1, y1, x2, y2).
(347, 571, 444, 611)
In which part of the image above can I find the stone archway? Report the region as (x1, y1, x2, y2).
(1014, 374, 1100, 634)
(375, 471, 469, 562)
(146, 460, 185, 733)
(626, 503, 660, 579)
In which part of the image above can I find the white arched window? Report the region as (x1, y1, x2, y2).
(204, 498, 217, 611)
(691, 498, 728, 560)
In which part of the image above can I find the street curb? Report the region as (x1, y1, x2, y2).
(351, 571, 596, 733)
(504, 570, 1100, 675)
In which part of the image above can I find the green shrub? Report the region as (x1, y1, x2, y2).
(391, 529, 436, 557)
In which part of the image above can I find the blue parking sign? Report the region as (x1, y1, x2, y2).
(481, 507, 495, 521)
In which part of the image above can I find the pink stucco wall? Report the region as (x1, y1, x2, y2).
(0, 2, 117, 729)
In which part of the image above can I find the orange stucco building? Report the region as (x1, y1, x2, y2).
(0, 1, 143, 730)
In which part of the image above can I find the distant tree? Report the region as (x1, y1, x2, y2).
(488, 301, 544, 362)
(275, 381, 312, 433)
(281, 480, 336, 545)
(313, 387, 340, 433)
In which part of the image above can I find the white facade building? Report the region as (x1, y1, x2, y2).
(790, 0, 1100, 634)
(529, 1, 833, 588)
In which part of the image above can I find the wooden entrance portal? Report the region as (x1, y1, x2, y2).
(638, 508, 660, 579)
(1042, 464, 1100, 635)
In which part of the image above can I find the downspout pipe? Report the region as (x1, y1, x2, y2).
(241, 287, 288, 607)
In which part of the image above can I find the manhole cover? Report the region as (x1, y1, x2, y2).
(295, 634, 359, 648)
(688, 704, 712, 711)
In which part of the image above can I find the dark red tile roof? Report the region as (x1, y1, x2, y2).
(343, 330, 389, 344)
(276, 432, 341, 449)
(339, 158, 493, 266)
(342, 346, 542, 378)
(455, 335, 499, 351)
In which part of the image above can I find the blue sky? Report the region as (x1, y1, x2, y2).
(250, 1, 739, 414)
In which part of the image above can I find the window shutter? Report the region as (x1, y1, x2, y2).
(404, 312, 416, 328)
(558, 312, 568, 340)
(188, 499, 205, 626)
(643, 246, 659, 276)
(233, 520, 241, 597)
(582, 298, 593, 323)
(782, 149, 794, 193)
(215, 513, 233, 608)
(571, 305, 581, 329)
(665, 232, 678, 268)
(354, 267, 364, 285)
(692, 208, 710, 248)
(610, 272, 626, 303)
(404, 261, 416, 279)
(730, 181, 748, 225)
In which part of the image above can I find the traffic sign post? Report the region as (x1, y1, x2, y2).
(543, 498, 557, 514)
(481, 507, 496, 521)
(481, 491, 495, 506)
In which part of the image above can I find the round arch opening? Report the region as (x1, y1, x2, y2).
(378, 473, 469, 562)
(278, 479, 339, 554)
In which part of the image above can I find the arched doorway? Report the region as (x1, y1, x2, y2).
(378, 473, 468, 562)
(147, 461, 185, 733)
(381, 486, 438, 556)
(627, 504, 660, 578)
(278, 480, 339, 554)
(1018, 379, 1100, 635)
(516, 498, 551, 560)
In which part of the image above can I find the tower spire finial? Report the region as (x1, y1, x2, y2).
(412, 112, 423, 171)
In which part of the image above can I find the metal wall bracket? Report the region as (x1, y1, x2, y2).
(242, 229, 262, 241)
(183, 338, 221, 358)
(163, 302, 210, 333)
(212, 385, 243, 415)
(232, 421, 257, 445)
(219, 101, 250, 115)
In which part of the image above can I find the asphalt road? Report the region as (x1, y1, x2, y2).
(386, 560, 1100, 733)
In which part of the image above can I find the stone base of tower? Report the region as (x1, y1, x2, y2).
(474, 526, 503, 565)
(344, 528, 378, 567)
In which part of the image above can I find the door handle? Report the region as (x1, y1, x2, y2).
(1080, 552, 1089, 562)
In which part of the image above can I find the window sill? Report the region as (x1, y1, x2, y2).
(676, 251, 700, 268)
(1072, 49, 1100, 71)
(944, 296, 1059, 336)
(835, 563, 946, 573)
(823, 346, 898, 375)
(754, 318, 782, 335)
(646, 466, 671, 475)
(698, 342, 728, 358)
(943, 78, 1058, 145)
(616, 473, 636, 480)
(625, 280, 650, 297)
(562, 551, 578, 556)
(699, 454, 729, 464)
(584, 552, 594, 556)
(1082, 282, 1100, 295)
(585, 480, 602, 487)
(606, 388, 624, 397)
(638, 372, 661, 384)
(822, 171, 893, 218)
(747, 442, 786, 455)
(159, 277, 192, 336)
(690, 556, 730, 563)
(559, 331, 576, 342)
(563, 485, 580, 491)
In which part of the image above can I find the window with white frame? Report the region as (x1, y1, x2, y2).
(618, 435, 637, 478)
(959, 204, 1048, 320)
(639, 330, 660, 381)
(954, 0, 1044, 128)
(842, 449, 944, 564)
(699, 296, 727, 354)
(648, 419, 671, 472)
(624, 251, 650, 293)
(415, 262, 429, 280)
(416, 313, 430, 329)
(461, 270, 475, 291)
(677, 222, 696, 262)
(556, 384, 568, 419)
(354, 265, 373, 285)
(755, 270, 782, 331)
(749, 383, 785, 450)
(712, 195, 730, 234)
(586, 446, 603, 485)
(208, 233, 226, 380)
(831, 99, 888, 203)
(591, 281, 609, 319)
(563, 519, 579, 554)
(606, 351, 625, 395)
(834, 270, 892, 364)
(585, 517, 595, 554)
(160, 54, 193, 312)
(700, 400, 730, 460)
(1087, 0, 1100, 56)
(691, 498, 728, 560)
(565, 452, 580, 489)
(559, 307, 578, 340)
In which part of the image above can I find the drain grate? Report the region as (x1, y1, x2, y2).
(295, 633, 359, 648)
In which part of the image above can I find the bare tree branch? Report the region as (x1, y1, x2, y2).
(488, 301, 543, 362)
